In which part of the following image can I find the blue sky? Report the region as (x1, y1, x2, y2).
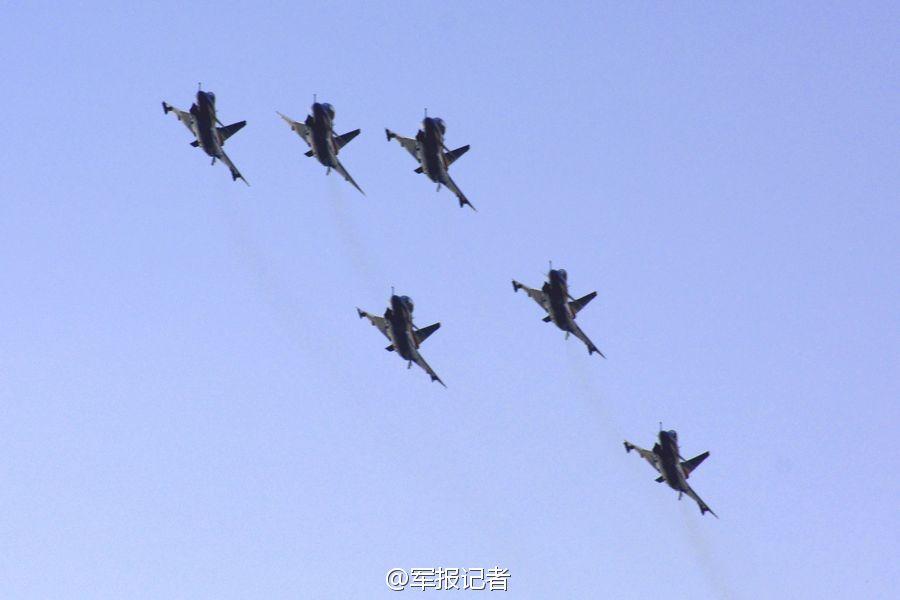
(1, 2, 897, 598)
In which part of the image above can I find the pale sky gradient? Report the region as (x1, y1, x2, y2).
(1, 2, 898, 598)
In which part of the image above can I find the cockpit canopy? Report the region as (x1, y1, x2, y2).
(549, 268, 568, 283)
(434, 118, 446, 135)
(667, 430, 678, 440)
(322, 103, 335, 120)
(399, 295, 414, 312)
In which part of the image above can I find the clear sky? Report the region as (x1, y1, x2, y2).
(1, 2, 897, 598)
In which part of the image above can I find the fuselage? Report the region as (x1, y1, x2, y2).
(416, 117, 449, 184)
(656, 430, 688, 492)
(386, 295, 417, 361)
(544, 269, 575, 331)
(307, 102, 339, 168)
(190, 91, 223, 158)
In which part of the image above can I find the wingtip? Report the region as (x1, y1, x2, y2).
(385, 128, 394, 141)
(162, 101, 170, 114)
(512, 280, 520, 292)
(624, 441, 632, 453)
(356, 308, 365, 319)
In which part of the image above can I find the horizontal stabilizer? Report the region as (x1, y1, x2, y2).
(414, 166, 423, 174)
(335, 128, 361, 150)
(542, 315, 552, 323)
(190, 140, 199, 147)
(682, 451, 710, 478)
(415, 322, 441, 345)
(655, 476, 665, 483)
(569, 291, 597, 316)
(217, 120, 246, 143)
(385, 344, 395, 352)
(304, 149, 314, 157)
(444, 144, 470, 167)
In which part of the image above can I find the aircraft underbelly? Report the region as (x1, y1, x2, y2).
(197, 130, 218, 156)
(548, 302, 569, 330)
(422, 151, 444, 182)
(395, 337, 413, 360)
(388, 324, 414, 359)
(311, 129, 335, 164)
(660, 463, 682, 490)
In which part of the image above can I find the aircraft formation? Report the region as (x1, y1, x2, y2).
(162, 88, 473, 207)
(161, 86, 718, 518)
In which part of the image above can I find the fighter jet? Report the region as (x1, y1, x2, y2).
(162, 87, 248, 184)
(357, 293, 445, 386)
(511, 266, 604, 356)
(385, 113, 474, 210)
(624, 428, 717, 518)
(277, 100, 364, 194)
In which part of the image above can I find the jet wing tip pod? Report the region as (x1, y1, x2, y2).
(459, 196, 476, 211)
(589, 346, 606, 358)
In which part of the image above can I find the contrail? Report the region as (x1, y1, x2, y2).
(215, 200, 312, 358)
(564, 340, 625, 443)
(324, 177, 384, 298)
(679, 501, 737, 600)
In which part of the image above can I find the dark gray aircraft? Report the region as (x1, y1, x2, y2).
(162, 88, 248, 184)
(357, 294, 445, 386)
(512, 267, 604, 356)
(277, 101, 363, 194)
(385, 114, 474, 210)
(624, 428, 717, 517)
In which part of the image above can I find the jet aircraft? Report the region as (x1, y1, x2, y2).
(385, 113, 474, 210)
(512, 267, 604, 356)
(624, 428, 717, 517)
(357, 294, 445, 386)
(162, 88, 248, 184)
(277, 100, 364, 194)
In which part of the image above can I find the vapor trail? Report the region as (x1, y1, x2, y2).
(679, 501, 736, 600)
(325, 178, 384, 298)
(564, 341, 625, 443)
(215, 200, 311, 358)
